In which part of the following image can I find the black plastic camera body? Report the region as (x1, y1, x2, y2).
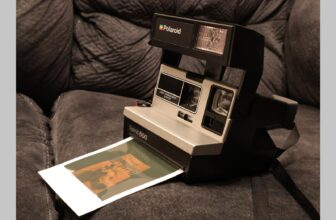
(123, 13, 298, 182)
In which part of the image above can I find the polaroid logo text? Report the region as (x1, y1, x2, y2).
(159, 24, 182, 35)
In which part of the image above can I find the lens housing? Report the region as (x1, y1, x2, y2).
(211, 89, 233, 117)
(201, 86, 234, 135)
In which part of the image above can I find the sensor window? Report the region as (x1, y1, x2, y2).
(156, 73, 201, 113)
(158, 74, 183, 96)
(179, 83, 201, 112)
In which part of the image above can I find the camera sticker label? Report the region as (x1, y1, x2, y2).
(156, 88, 180, 104)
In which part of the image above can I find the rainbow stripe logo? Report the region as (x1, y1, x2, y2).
(158, 24, 182, 35)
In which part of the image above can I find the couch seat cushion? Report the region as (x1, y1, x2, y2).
(50, 90, 319, 219)
(16, 94, 58, 220)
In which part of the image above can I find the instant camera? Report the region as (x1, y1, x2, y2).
(123, 13, 298, 182)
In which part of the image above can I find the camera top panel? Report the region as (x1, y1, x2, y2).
(150, 13, 264, 70)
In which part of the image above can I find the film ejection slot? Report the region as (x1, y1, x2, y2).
(177, 111, 193, 123)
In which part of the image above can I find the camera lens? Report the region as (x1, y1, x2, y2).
(211, 89, 233, 117)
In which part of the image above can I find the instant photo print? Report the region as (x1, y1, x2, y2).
(123, 13, 299, 182)
(39, 137, 183, 216)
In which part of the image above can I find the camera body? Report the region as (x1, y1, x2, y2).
(124, 64, 237, 157)
(123, 13, 298, 182)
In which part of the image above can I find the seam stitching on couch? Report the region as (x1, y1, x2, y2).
(50, 93, 65, 166)
(48, 93, 67, 219)
(42, 133, 52, 220)
(19, 93, 57, 219)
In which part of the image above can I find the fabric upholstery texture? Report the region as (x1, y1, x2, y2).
(16, 0, 73, 112)
(16, 94, 57, 220)
(16, 0, 320, 218)
(264, 105, 320, 219)
(70, 0, 292, 102)
(50, 90, 137, 164)
(16, 0, 313, 109)
(48, 90, 319, 219)
(71, 14, 160, 100)
(285, 0, 320, 106)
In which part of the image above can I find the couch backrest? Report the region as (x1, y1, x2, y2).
(17, 0, 73, 112)
(285, 0, 320, 107)
(17, 0, 320, 113)
(70, 0, 292, 99)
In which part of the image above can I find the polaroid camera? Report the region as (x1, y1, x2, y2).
(123, 13, 298, 182)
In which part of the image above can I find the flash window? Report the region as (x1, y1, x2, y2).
(194, 25, 227, 55)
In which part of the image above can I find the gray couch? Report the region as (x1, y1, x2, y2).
(17, 0, 320, 219)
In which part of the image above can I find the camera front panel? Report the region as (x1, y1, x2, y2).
(152, 64, 237, 143)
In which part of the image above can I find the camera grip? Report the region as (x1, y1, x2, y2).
(251, 95, 298, 130)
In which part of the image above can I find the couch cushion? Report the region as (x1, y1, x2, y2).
(50, 90, 138, 163)
(16, 94, 58, 220)
(70, 0, 292, 101)
(50, 90, 319, 219)
(257, 105, 320, 219)
(71, 14, 160, 100)
(285, 0, 320, 107)
(17, 0, 73, 112)
(50, 90, 254, 219)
